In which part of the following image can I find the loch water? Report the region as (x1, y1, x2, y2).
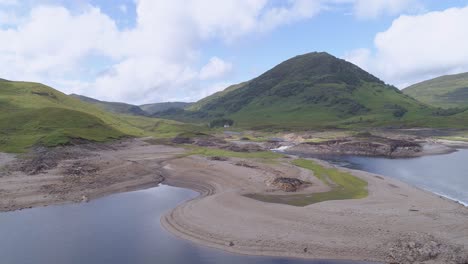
(288, 149, 468, 206)
(0, 185, 375, 264)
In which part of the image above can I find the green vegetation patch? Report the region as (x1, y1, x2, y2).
(0, 107, 123, 152)
(0, 80, 205, 153)
(245, 159, 368, 206)
(184, 145, 283, 160)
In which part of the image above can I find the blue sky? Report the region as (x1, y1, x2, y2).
(0, 0, 468, 104)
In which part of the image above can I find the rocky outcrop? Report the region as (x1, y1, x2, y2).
(386, 233, 468, 264)
(220, 143, 265, 153)
(271, 177, 305, 192)
(287, 136, 423, 158)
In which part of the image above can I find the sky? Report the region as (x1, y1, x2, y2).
(0, 0, 467, 104)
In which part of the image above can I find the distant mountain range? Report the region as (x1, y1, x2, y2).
(70, 94, 147, 116)
(140, 102, 193, 115)
(403, 72, 468, 109)
(70, 94, 192, 116)
(2, 51, 467, 152)
(154, 52, 468, 129)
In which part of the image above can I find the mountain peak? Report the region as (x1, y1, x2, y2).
(265, 51, 384, 86)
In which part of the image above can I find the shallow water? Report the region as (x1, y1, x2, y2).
(0, 185, 374, 264)
(289, 149, 468, 206)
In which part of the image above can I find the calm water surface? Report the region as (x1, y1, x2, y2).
(0, 185, 374, 264)
(289, 149, 468, 206)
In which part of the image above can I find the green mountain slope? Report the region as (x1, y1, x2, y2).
(70, 94, 147, 116)
(187, 82, 248, 111)
(140, 102, 193, 115)
(157, 52, 466, 129)
(0, 80, 199, 152)
(403, 72, 468, 108)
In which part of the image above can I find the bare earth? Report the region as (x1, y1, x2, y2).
(161, 156, 468, 263)
(0, 138, 467, 263)
(0, 139, 184, 211)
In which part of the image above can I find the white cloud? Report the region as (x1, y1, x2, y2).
(199, 57, 232, 80)
(0, 10, 20, 25)
(344, 48, 371, 72)
(344, 5, 468, 87)
(0, 6, 119, 79)
(0, 0, 434, 102)
(352, 0, 423, 19)
(0, 0, 324, 103)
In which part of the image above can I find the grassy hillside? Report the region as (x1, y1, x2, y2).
(140, 102, 193, 115)
(403, 72, 468, 108)
(70, 94, 147, 116)
(156, 52, 467, 129)
(187, 82, 248, 111)
(0, 80, 201, 152)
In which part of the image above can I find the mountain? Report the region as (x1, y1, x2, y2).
(156, 52, 467, 129)
(403, 72, 468, 108)
(140, 102, 193, 115)
(187, 82, 248, 111)
(0, 80, 198, 152)
(70, 94, 147, 116)
(70, 94, 193, 116)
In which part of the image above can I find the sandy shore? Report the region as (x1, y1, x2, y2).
(161, 156, 468, 263)
(0, 139, 185, 211)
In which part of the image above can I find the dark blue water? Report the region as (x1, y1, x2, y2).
(0, 185, 373, 264)
(291, 149, 468, 206)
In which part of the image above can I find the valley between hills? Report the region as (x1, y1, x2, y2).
(1, 52, 467, 263)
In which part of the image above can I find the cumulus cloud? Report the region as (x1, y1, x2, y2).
(352, 0, 423, 19)
(344, 5, 468, 87)
(0, 0, 434, 102)
(0, 6, 119, 78)
(0, 10, 20, 25)
(0, 0, 325, 103)
(199, 57, 232, 80)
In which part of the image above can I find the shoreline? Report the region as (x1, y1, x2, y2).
(1, 138, 467, 263)
(160, 155, 468, 263)
(275, 141, 458, 159)
(0, 139, 184, 212)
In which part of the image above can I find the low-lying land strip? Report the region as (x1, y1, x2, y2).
(245, 159, 368, 206)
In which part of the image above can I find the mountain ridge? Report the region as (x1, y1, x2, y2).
(70, 94, 147, 116)
(403, 72, 468, 108)
(154, 52, 468, 129)
(0, 80, 199, 152)
(71, 94, 193, 116)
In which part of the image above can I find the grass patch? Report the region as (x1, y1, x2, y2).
(0, 80, 207, 153)
(438, 136, 468, 142)
(245, 159, 368, 206)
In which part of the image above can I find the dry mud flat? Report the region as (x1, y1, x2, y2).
(161, 156, 468, 264)
(0, 138, 467, 263)
(0, 139, 185, 211)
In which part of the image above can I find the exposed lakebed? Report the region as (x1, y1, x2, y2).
(0, 185, 374, 264)
(286, 148, 468, 206)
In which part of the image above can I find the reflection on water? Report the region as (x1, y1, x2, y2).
(0, 185, 375, 264)
(289, 149, 468, 206)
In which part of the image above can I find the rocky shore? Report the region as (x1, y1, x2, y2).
(0, 139, 184, 211)
(284, 134, 455, 158)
